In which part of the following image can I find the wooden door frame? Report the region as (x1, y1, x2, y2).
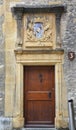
(5, 50, 68, 128)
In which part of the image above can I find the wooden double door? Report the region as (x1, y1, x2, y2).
(24, 66, 55, 127)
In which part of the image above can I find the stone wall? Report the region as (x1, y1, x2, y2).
(1, 0, 76, 129)
(0, 117, 12, 130)
(61, 1, 76, 117)
(0, 0, 5, 116)
(0, 0, 3, 5)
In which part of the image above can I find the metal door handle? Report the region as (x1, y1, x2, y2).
(48, 92, 51, 98)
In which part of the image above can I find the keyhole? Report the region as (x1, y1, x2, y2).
(39, 74, 43, 83)
(48, 92, 51, 98)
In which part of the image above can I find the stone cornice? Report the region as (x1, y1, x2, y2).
(11, 3, 67, 14)
(14, 49, 64, 55)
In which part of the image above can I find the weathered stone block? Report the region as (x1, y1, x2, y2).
(0, 0, 3, 5)
(0, 117, 12, 130)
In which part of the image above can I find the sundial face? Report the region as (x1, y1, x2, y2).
(34, 22, 44, 39)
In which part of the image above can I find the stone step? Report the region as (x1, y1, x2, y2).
(21, 128, 56, 130)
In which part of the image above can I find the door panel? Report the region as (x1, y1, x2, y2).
(27, 101, 54, 123)
(24, 66, 55, 127)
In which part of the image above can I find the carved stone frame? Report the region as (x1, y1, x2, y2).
(11, 4, 67, 49)
(12, 49, 68, 128)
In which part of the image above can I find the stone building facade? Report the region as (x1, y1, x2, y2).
(0, 0, 76, 130)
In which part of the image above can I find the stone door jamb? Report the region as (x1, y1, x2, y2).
(11, 50, 68, 128)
